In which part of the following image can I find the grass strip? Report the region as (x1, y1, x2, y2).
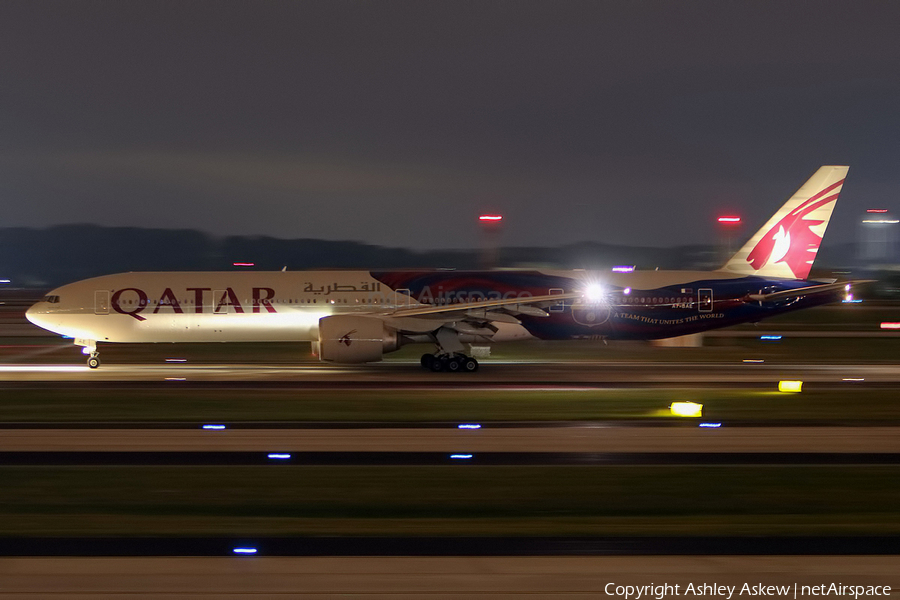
(0, 387, 898, 423)
(0, 465, 898, 536)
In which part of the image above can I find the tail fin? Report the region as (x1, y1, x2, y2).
(721, 165, 849, 280)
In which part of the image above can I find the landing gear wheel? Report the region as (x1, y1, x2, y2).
(462, 357, 479, 372)
(446, 357, 462, 373)
(420, 353, 435, 370)
(87, 355, 100, 369)
(429, 357, 445, 372)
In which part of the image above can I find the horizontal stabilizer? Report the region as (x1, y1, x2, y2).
(746, 280, 872, 303)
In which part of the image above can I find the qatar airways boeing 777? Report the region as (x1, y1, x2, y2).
(27, 165, 857, 371)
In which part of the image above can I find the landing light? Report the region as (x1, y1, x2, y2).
(670, 402, 703, 417)
(778, 380, 803, 393)
(584, 284, 605, 302)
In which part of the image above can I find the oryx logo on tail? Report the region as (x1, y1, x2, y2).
(722, 166, 848, 281)
(745, 178, 843, 279)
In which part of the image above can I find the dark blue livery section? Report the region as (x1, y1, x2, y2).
(372, 271, 845, 341)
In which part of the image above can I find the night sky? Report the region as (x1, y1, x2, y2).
(1, 1, 898, 250)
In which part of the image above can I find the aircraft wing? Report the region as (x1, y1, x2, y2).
(746, 281, 872, 302)
(384, 292, 584, 319)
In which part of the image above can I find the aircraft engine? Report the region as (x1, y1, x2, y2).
(317, 315, 404, 363)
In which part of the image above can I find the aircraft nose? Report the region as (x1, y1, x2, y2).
(25, 303, 44, 327)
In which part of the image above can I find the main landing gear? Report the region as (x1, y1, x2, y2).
(420, 353, 479, 373)
(419, 326, 480, 372)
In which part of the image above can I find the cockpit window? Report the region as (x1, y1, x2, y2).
(42, 295, 60, 303)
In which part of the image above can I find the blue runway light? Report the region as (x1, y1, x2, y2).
(202, 424, 226, 430)
(233, 547, 257, 554)
(450, 454, 473, 459)
(267, 453, 291, 460)
(760, 335, 782, 341)
(458, 424, 481, 429)
(699, 422, 722, 428)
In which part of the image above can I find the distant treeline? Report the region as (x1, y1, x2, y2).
(0, 224, 859, 288)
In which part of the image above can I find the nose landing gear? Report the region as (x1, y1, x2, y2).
(76, 339, 100, 369)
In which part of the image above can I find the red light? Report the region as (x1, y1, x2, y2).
(867, 209, 888, 213)
(233, 262, 255, 267)
(479, 215, 503, 221)
(717, 216, 741, 223)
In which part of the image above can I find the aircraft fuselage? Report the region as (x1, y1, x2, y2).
(26, 269, 841, 345)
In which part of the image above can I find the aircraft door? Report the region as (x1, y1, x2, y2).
(549, 288, 565, 312)
(94, 291, 109, 315)
(395, 289, 412, 308)
(698, 288, 713, 312)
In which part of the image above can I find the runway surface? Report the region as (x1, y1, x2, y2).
(1, 556, 898, 598)
(3, 450, 899, 465)
(1, 536, 898, 556)
(1, 426, 898, 453)
(0, 360, 897, 385)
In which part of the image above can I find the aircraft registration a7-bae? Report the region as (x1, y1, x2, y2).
(28, 166, 858, 372)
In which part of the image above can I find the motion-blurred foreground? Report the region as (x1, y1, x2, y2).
(1, 287, 899, 537)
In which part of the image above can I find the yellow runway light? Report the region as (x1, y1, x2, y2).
(670, 402, 703, 417)
(778, 380, 803, 393)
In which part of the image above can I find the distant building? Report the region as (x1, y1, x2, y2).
(859, 210, 897, 264)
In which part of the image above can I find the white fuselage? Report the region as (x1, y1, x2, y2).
(26, 271, 411, 344)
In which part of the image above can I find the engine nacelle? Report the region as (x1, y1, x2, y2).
(317, 315, 403, 363)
